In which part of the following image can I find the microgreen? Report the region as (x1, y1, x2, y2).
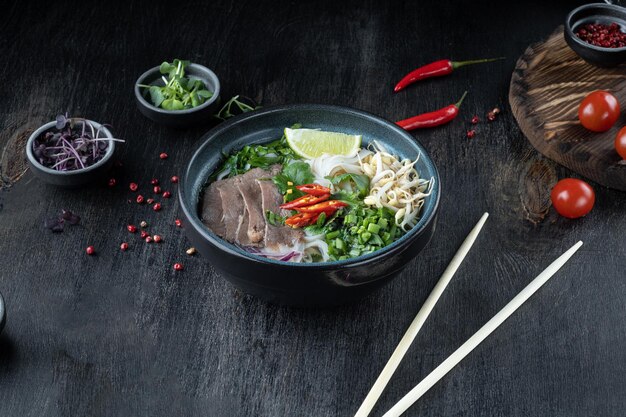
(45, 209, 81, 233)
(138, 59, 213, 110)
(32, 114, 124, 171)
(215, 95, 260, 120)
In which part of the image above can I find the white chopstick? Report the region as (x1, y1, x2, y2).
(382, 240, 584, 417)
(354, 212, 490, 417)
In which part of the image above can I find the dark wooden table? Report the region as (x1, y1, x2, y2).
(1, 1, 625, 416)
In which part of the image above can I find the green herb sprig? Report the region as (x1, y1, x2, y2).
(212, 124, 302, 180)
(215, 95, 260, 120)
(138, 59, 213, 110)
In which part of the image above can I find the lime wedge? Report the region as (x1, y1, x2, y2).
(285, 128, 362, 159)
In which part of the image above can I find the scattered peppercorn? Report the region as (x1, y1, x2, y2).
(173, 263, 184, 271)
(129, 182, 138, 192)
(145, 236, 153, 243)
(159, 152, 168, 160)
(153, 186, 162, 194)
(487, 107, 500, 122)
(471, 116, 479, 124)
(140, 221, 148, 228)
(153, 235, 162, 243)
(146, 198, 154, 204)
(162, 191, 171, 199)
(175, 219, 182, 227)
(186, 247, 196, 256)
(171, 176, 179, 183)
(127, 224, 137, 233)
(120, 242, 129, 251)
(136, 195, 145, 204)
(151, 179, 159, 186)
(140, 230, 149, 239)
(467, 130, 476, 139)
(86, 246, 95, 255)
(153, 203, 162, 211)
(108, 178, 116, 187)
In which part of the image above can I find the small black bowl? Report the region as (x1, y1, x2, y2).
(565, 3, 626, 67)
(134, 63, 221, 128)
(0, 290, 5, 335)
(26, 120, 116, 187)
(178, 104, 441, 306)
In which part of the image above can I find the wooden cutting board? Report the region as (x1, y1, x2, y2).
(509, 26, 626, 191)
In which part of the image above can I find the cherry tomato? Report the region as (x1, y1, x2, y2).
(550, 178, 595, 219)
(578, 91, 620, 132)
(295, 183, 331, 196)
(615, 126, 626, 160)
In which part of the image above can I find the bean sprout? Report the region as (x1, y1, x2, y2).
(360, 144, 433, 231)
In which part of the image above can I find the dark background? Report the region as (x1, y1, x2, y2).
(1, 1, 625, 416)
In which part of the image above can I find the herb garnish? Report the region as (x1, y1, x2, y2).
(45, 209, 81, 232)
(32, 114, 123, 171)
(327, 173, 371, 198)
(272, 161, 315, 202)
(215, 95, 260, 120)
(138, 59, 213, 110)
(324, 204, 404, 261)
(212, 124, 302, 180)
(265, 210, 286, 226)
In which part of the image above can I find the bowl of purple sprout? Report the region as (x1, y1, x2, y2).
(26, 114, 123, 187)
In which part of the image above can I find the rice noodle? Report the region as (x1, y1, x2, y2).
(360, 143, 434, 231)
(302, 233, 330, 262)
(308, 149, 373, 190)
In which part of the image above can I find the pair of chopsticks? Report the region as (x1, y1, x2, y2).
(354, 212, 583, 417)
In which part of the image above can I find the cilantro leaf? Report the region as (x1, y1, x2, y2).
(327, 173, 371, 198)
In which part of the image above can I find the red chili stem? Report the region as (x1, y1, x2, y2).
(393, 57, 504, 92)
(396, 91, 467, 131)
(451, 56, 505, 70)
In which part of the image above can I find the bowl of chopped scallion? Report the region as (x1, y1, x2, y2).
(134, 59, 221, 127)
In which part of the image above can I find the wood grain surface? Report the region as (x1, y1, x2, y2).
(510, 26, 626, 190)
(1, 1, 625, 417)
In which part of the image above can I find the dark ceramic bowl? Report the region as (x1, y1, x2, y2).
(134, 63, 221, 128)
(179, 104, 441, 306)
(26, 120, 115, 187)
(0, 290, 5, 335)
(565, 3, 626, 67)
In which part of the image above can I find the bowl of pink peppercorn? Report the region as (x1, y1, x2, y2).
(565, 3, 626, 67)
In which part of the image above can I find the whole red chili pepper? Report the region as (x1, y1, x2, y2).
(393, 57, 504, 92)
(396, 91, 467, 131)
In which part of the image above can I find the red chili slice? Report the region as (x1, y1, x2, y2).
(279, 193, 330, 209)
(295, 200, 348, 214)
(295, 184, 331, 196)
(285, 212, 319, 228)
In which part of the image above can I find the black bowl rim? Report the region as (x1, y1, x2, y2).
(25, 120, 115, 176)
(565, 3, 626, 53)
(134, 63, 221, 115)
(179, 103, 441, 269)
